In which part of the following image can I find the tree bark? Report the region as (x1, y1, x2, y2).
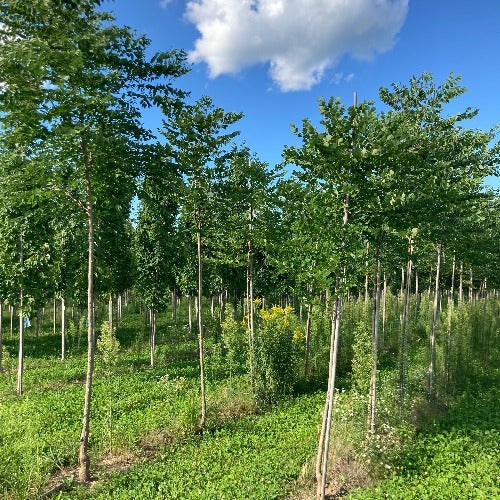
(16, 236, 24, 396)
(78, 144, 95, 483)
(367, 252, 381, 432)
(458, 260, 464, 302)
(188, 295, 193, 333)
(469, 267, 473, 303)
(247, 203, 255, 389)
(0, 300, 3, 373)
(108, 294, 113, 331)
(428, 244, 441, 396)
(398, 237, 413, 405)
(304, 303, 313, 377)
(150, 307, 156, 367)
(197, 218, 207, 428)
(61, 297, 66, 361)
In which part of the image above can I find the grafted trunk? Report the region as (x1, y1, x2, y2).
(428, 244, 442, 396)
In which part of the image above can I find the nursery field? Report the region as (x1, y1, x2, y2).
(0, 296, 498, 499)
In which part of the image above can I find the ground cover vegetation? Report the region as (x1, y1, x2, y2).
(0, 1, 499, 499)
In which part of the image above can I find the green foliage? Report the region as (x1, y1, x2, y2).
(220, 308, 248, 378)
(351, 318, 372, 396)
(96, 321, 120, 374)
(253, 305, 304, 404)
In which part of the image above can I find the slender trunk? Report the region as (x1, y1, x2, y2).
(10, 305, 13, 337)
(304, 303, 313, 376)
(108, 295, 113, 331)
(53, 295, 57, 336)
(61, 297, 66, 361)
(150, 308, 156, 367)
(400, 266, 405, 300)
(78, 143, 95, 483)
(381, 272, 387, 351)
(171, 289, 176, 321)
(398, 238, 413, 405)
(364, 242, 370, 304)
(188, 295, 193, 333)
(0, 300, 3, 372)
(247, 205, 255, 388)
(16, 236, 24, 396)
(428, 244, 442, 396)
(316, 294, 342, 499)
(118, 294, 122, 322)
(458, 261, 463, 302)
(445, 254, 456, 386)
(197, 219, 206, 428)
(367, 252, 381, 432)
(428, 266, 432, 297)
(35, 309, 40, 338)
(210, 295, 214, 317)
(468, 267, 473, 303)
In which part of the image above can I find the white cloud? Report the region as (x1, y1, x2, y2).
(185, 0, 408, 91)
(160, 0, 173, 8)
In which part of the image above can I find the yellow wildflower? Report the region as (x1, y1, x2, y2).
(253, 297, 262, 307)
(293, 329, 305, 342)
(284, 305, 294, 314)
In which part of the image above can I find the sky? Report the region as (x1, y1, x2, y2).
(106, 0, 500, 188)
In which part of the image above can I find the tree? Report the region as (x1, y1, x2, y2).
(162, 95, 242, 427)
(0, 0, 188, 481)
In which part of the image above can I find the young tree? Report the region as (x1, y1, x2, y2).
(0, 0, 188, 481)
(162, 95, 242, 427)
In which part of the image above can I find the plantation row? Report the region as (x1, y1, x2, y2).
(0, 293, 498, 498)
(0, 0, 499, 498)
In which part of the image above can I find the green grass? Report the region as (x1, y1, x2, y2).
(349, 386, 500, 499)
(65, 392, 324, 499)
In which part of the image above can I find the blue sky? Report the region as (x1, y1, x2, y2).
(107, 0, 499, 188)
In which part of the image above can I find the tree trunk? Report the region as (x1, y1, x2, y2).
(458, 260, 463, 302)
(188, 295, 193, 333)
(108, 295, 113, 331)
(16, 236, 24, 396)
(10, 305, 14, 337)
(53, 295, 57, 336)
(78, 145, 96, 483)
(367, 252, 381, 432)
(304, 303, 313, 377)
(398, 237, 413, 405)
(428, 244, 441, 396)
(61, 297, 66, 361)
(316, 294, 342, 499)
(150, 307, 156, 367)
(247, 208, 255, 389)
(381, 272, 387, 351)
(171, 289, 176, 321)
(469, 267, 473, 303)
(0, 300, 3, 372)
(364, 242, 370, 304)
(196, 219, 207, 428)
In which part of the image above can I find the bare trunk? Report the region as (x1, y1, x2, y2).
(78, 144, 95, 483)
(108, 295, 113, 331)
(316, 294, 342, 499)
(247, 207, 255, 388)
(53, 295, 57, 336)
(398, 238, 413, 405)
(16, 237, 24, 396)
(171, 289, 176, 321)
(61, 297, 66, 361)
(0, 300, 3, 372)
(150, 308, 156, 367)
(367, 253, 381, 432)
(197, 220, 206, 428)
(10, 305, 13, 337)
(364, 242, 370, 304)
(458, 260, 463, 302)
(304, 303, 313, 376)
(188, 295, 193, 333)
(381, 272, 387, 351)
(428, 244, 441, 396)
(468, 267, 473, 303)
